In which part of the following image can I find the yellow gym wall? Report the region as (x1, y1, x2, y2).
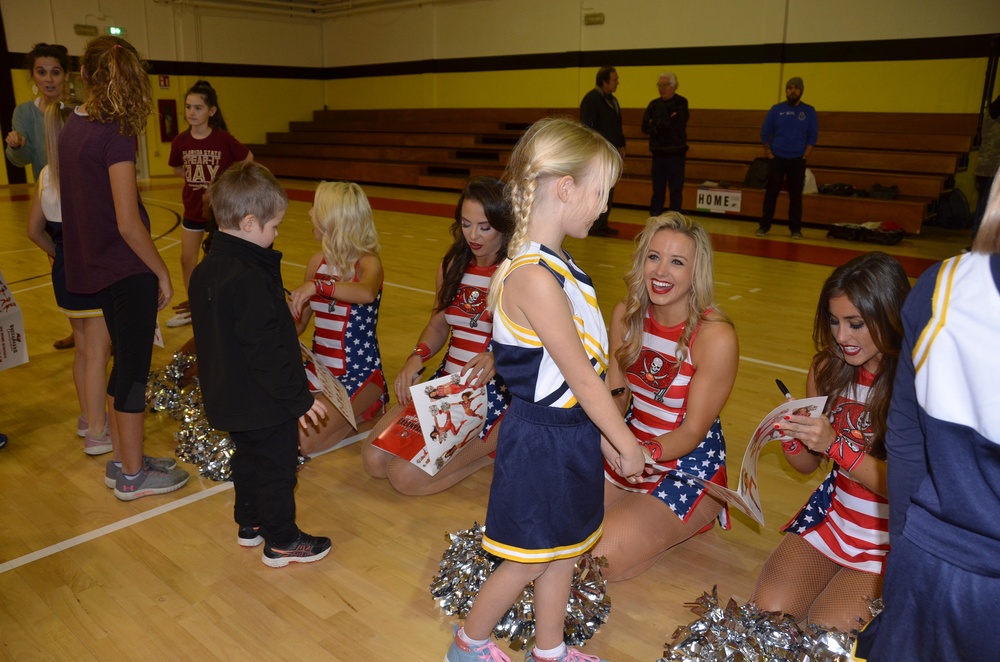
(3, 0, 998, 186)
(323, 58, 988, 114)
(2, 72, 323, 185)
(145, 76, 324, 178)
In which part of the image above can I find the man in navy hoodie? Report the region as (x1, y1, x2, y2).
(756, 77, 818, 238)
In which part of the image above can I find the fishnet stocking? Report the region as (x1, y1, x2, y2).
(592, 480, 724, 582)
(751, 532, 882, 632)
(360, 403, 499, 495)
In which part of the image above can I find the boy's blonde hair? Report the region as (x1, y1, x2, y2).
(209, 161, 288, 230)
(488, 117, 622, 308)
(79, 36, 151, 137)
(617, 213, 731, 371)
(312, 181, 380, 277)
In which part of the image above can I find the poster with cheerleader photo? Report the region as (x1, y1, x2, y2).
(0, 270, 28, 372)
(681, 395, 827, 526)
(373, 373, 487, 476)
(299, 342, 357, 430)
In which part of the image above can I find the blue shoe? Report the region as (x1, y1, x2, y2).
(524, 648, 606, 662)
(445, 627, 511, 662)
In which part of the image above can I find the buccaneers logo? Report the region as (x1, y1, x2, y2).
(830, 400, 872, 455)
(626, 349, 679, 402)
(452, 286, 490, 328)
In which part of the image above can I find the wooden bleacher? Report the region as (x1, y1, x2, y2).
(252, 107, 978, 234)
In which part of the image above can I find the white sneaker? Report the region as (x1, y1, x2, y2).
(166, 311, 192, 327)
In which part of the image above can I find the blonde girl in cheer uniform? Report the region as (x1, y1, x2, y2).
(445, 118, 644, 662)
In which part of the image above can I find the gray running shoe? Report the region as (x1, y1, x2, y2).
(105, 456, 178, 488)
(114, 463, 189, 501)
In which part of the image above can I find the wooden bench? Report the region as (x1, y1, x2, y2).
(252, 107, 977, 234)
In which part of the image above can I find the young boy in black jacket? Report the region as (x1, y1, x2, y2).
(189, 161, 330, 568)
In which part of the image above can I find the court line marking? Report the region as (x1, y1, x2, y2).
(9, 239, 181, 296)
(740, 356, 808, 374)
(0, 340, 797, 576)
(0, 481, 234, 575)
(0, 431, 373, 574)
(385, 282, 434, 295)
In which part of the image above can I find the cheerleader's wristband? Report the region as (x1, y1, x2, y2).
(314, 279, 336, 299)
(781, 439, 804, 455)
(825, 435, 865, 471)
(410, 342, 433, 363)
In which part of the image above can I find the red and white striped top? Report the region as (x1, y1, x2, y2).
(785, 369, 890, 574)
(604, 312, 728, 523)
(305, 258, 385, 400)
(441, 262, 496, 374)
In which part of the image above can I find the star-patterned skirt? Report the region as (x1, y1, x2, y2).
(642, 418, 730, 527)
(306, 292, 389, 421)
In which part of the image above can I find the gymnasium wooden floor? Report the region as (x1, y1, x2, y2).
(0, 177, 968, 661)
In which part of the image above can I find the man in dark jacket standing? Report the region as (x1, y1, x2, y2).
(642, 72, 689, 215)
(580, 66, 625, 235)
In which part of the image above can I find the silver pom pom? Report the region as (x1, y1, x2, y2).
(431, 524, 611, 651)
(658, 586, 871, 662)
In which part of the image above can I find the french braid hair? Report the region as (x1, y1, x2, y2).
(487, 117, 622, 309)
(617, 213, 731, 371)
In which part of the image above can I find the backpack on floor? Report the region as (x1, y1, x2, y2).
(860, 225, 905, 245)
(827, 222, 904, 245)
(931, 189, 971, 229)
(803, 168, 818, 194)
(820, 183, 867, 197)
(742, 158, 769, 189)
(870, 183, 899, 200)
(826, 223, 865, 241)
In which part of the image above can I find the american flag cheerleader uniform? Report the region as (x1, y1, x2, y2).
(433, 261, 509, 440)
(306, 258, 389, 422)
(604, 310, 730, 529)
(783, 367, 889, 574)
(483, 243, 608, 563)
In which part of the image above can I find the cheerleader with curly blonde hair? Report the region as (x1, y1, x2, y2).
(593, 212, 738, 581)
(288, 181, 388, 455)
